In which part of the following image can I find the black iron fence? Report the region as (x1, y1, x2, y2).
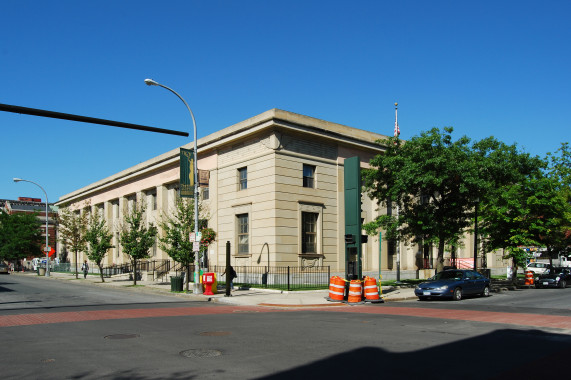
(54, 260, 330, 290)
(208, 265, 331, 291)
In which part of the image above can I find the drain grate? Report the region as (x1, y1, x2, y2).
(180, 349, 222, 358)
(104, 334, 140, 340)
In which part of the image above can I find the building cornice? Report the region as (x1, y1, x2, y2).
(57, 109, 389, 205)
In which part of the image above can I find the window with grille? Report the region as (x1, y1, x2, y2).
(302, 212, 318, 253)
(303, 164, 315, 188)
(237, 214, 249, 254)
(238, 167, 247, 190)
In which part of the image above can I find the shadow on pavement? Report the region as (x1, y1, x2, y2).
(255, 328, 571, 379)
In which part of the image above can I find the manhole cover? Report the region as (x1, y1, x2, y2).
(180, 349, 222, 358)
(40, 359, 56, 363)
(104, 334, 140, 340)
(232, 310, 259, 313)
(199, 331, 231, 336)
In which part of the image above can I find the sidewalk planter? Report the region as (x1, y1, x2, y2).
(38, 267, 46, 276)
(170, 276, 183, 292)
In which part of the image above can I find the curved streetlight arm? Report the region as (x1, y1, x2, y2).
(13, 177, 50, 277)
(144, 79, 198, 139)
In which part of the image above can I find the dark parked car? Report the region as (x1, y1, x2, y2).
(534, 267, 571, 288)
(414, 269, 491, 301)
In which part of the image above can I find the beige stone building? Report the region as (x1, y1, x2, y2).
(56, 109, 503, 278)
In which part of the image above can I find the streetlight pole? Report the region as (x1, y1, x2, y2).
(144, 78, 202, 294)
(13, 178, 50, 277)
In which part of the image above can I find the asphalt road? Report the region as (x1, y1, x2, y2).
(400, 285, 571, 316)
(1, 274, 570, 380)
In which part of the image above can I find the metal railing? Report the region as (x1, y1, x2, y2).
(55, 261, 330, 290)
(208, 265, 331, 291)
(96, 259, 188, 282)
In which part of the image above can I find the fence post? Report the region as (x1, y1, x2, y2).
(287, 266, 290, 291)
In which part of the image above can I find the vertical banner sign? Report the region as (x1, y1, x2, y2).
(180, 148, 195, 198)
(344, 156, 362, 280)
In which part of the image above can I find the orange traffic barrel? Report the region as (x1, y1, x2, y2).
(348, 280, 363, 303)
(524, 271, 534, 285)
(363, 276, 380, 300)
(328, 276, 345, 301)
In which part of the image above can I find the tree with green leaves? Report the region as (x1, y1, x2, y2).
(85, 210, 114, 283)
(473, 138, 544, 280)
(120, 203, 157, 286)
(479, 175, 541, 281)
(479, 144, 570, 282)
(363, 127, 542, 273)
(0, 209, 43, 262)
(543, 143, 571, 259)
(363, 127, 485, 272)
(58, 205, 88, 279)
(158, 198, 214, 291)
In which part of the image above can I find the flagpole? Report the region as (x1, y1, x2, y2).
(394, 102, 399, 137)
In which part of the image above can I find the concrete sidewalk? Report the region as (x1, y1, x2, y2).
(15, 271, 418, 307)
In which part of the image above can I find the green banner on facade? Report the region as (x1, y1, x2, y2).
(180, 148, 195, 198)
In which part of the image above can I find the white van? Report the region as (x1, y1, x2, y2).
(525, 262, 550, 274)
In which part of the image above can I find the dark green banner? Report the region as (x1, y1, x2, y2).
(180, 148, 195, 198)
(344, 156, 362, 280)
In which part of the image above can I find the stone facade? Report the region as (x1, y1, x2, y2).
(56, 109, 502, 274)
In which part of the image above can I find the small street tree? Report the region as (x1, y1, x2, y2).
(85, 210, 114, 283)
(158, 198, 214, 291)
(120, 203, 157, 286)
(58, 204, 88, 279)
(0, 210, 43, 262)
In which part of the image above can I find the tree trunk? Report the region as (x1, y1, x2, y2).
(436, 239, 445, 272)
(98, 263, 105, 283)
(512, 258, 519, 286)
(75, 250, 79, 279)
(133, 258, 137, 286)
(186, 263, 190, 292)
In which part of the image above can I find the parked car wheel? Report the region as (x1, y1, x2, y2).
(452, 287, 462, 301)
(481, 286, 490, 297)
(559, 280, 567, 289)
(535, 283, 542, 289)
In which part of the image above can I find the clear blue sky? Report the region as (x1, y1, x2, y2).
(2, 0, 569, 202)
